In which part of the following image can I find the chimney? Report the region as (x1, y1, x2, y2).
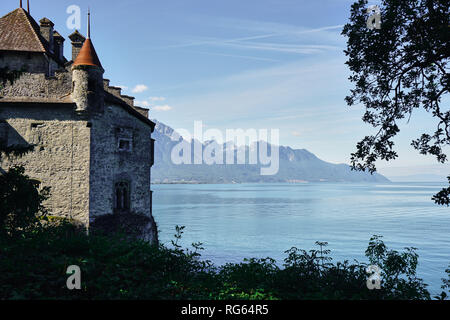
(53, 31, 65, 62)
(68, 30, 86, 62)
(39, 18, 54, 53)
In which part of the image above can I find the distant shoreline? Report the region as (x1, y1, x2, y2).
(151, 180, 448, 185)
(151, 180, 395, 185)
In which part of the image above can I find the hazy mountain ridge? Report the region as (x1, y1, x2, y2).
(151, 120, 390, 184)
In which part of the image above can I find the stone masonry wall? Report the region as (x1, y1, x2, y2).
(0, 52, 48, 75)
(0, 70, 72, 99)
(0, 106, 91, 226)
(89, 103, 153, 221)
(0, 52, 63, 77)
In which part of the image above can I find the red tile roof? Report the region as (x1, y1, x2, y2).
(0, 8, 48, 53)
(73, 38, 102, 68)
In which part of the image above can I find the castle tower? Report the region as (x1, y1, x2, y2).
(71, 9, 104, 113)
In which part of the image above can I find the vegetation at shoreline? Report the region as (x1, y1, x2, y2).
(1, 220, 449, 300)
(0, 140, 448, 300)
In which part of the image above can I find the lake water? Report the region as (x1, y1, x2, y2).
(152, 182, 450, 295)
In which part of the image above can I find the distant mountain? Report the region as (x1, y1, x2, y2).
(388, 174, 448, 182)
(151, 120, 390, 184)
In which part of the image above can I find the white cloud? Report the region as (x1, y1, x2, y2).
(153, 105, 173, 111)
(136, 96, 168, 108)
(132, 84, 149, 93)
(291, 131, 301, 137)
(118, 85, 129, 91)
(135, 100, 151, 107)
(149, 96, 166, 101)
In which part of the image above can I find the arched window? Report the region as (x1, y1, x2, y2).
(115, 181, 130, 212)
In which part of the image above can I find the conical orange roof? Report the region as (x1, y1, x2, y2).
(73, 38, 102, 68)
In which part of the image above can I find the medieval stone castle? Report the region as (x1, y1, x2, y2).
(0, 4, 157, 243)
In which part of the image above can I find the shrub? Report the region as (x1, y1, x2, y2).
(0, 223, 439, 300)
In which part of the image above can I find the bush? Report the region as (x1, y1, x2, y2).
(0, 166, 49, 237)
(0, 223, 441, 300)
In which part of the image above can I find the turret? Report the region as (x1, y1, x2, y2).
(71, 10, 104, 114)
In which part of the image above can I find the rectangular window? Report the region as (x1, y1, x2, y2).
(30, 123, 45, 145)
(0, 120, 8, 148)
(116, 127, 133, 152)
(118, 138, 132, 152)
(88, 79, 96, 92)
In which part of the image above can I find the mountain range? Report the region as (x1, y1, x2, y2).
(151, 120, 390, 184)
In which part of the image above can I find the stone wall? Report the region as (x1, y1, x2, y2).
(0, 52, 48, 74)
(0, 52, 157, 243)
(0, 105, 91, 226)
(89, 103, 153, 219)
(0, 51, 62, 76)
(0, 69, 72, 98)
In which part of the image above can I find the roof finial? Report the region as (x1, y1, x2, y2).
(87, 7, 91, 39)
(27, 0, 30, 13)
(20, 0, 22, 8)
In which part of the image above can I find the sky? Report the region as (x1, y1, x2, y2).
(1, 0, 448, 179)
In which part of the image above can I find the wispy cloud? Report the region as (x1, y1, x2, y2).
(136, 96, 168, 108)
(149, 96, 166, 101)
(155, 19, 344, 57)
(132, 84, 149, 93)
(217, 42, 341, 54)
(153, 105, 173, 111)
(135, 100, 151, 107)
(183, 50, 280, 62)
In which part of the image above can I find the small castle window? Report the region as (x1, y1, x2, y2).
(115, 181, 130, 212)
(88, 79, 96, 92)
(118, 138, 132, 152)
(0, 121, 8, 148)
(116, 127, 133, 152)
(30, 123, 45, 145)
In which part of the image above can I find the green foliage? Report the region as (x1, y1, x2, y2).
(0, 223, 442, 300)
(0, 66, 24, 90)
(0, 166, 50, 237)
(365, 235, 430, 299)
(342, 0, 450, 205)
(432, 176, 450, 206)
(0, 69, 42, 235)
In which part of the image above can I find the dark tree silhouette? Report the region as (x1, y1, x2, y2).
(342, 0, 449, 205)
(0, 67, 23, 90)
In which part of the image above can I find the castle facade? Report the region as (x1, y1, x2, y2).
(0, 6, 157, 243)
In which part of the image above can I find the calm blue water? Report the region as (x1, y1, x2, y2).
(152, 182, 450, 295)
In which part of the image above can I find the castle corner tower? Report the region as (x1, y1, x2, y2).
(71, 10, 104, 114)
